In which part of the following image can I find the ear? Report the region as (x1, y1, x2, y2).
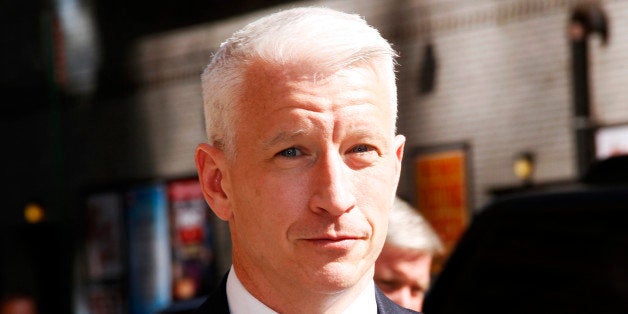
(393, 134, 406, 184)
(195, 143, 233, 221)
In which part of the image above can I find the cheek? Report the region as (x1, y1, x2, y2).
(354, 167, 396, 214)
(355, 161, 396, 193)
(353, 164, 396, 210)
(236, 172, 306, 227)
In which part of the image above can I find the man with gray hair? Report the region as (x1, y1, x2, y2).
(194, 6, 416, 314)
(375, 196, 444, 312)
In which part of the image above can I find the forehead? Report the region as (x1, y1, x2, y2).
(238, 60, 394, 120)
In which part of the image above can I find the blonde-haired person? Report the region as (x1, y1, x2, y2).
(194, 6, 416, 314)
(375, 197, 444, 311)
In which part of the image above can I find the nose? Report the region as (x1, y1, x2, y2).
(309, 150, 356, 216)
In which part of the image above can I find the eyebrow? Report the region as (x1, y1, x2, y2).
(264, 129, 308, 149)
(348, 128, 390, 148)
(262, 125, 390, 151)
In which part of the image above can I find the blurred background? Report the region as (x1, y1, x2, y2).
(2, 0, 627, 313)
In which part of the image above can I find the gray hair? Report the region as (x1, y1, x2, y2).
(200, 6, 398, 158)
(387, 196, 444, 254)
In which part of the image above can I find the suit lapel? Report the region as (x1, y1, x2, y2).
(193, 272, 230, 314)
(375, 285, 420, 314)
(193, 274, 418, 314)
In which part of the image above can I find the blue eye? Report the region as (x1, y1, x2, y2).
(278, 147, 301, 158)
(350, 144, 374, 153)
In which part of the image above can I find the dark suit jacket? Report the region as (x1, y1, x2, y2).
(194, 272, 419, 314)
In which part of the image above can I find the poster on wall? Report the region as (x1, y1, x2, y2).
(83, 191, 126, 314)
(85, 283, 125, 314)
(126, 183, 172, 314)
(411, 144, 471, 274)
(167, 178, 217, 301)
(85, 192, 124, 281)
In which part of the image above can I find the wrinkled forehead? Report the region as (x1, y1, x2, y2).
(236, 58, 396, 119)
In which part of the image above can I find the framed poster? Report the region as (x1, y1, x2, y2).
(85, 283, 125, 314)
(127, 183, 172, 314)
(85, 192, 124, 281)
(410, 143, 472, 274)
(167, 178, 217, 301)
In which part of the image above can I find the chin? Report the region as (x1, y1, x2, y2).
(308, 260, 372, 293)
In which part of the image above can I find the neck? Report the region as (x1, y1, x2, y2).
(233, 261, 374, 314)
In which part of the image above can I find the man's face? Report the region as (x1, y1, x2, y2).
(222, 61, 405, 294)
(374, 245, 433, 311)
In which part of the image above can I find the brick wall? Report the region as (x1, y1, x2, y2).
(383, 0, 579, 208)
(122, 0, 627, 210)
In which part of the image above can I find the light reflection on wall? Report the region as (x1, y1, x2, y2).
(56, 0, 100, 95)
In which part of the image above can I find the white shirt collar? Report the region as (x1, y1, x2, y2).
(226, 265, 377, 314)
(344, 277, 378, 314)
(227, 265, 276, 314)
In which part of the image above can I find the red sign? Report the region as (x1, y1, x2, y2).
(414, 150, 469, 273)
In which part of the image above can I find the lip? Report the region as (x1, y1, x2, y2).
(301, 235, 365, 250)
